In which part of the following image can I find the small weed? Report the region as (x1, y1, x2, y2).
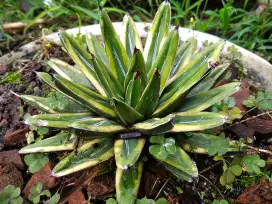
(0, 185, 23, 204)
(24, 153, 49, 173)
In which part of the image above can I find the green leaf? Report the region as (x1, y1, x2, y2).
(26, 131, 35, 145)
(170, 37, 197, 77)
(37, 127, 49, 135)
(149, 141, 198, 177)
(52, 138, 114, 177)
(106, 198, 117, 204)
(164, 163, 193, 182)
(243, 98, 255, 108)
(115, 138, 145, 169)
(57, 74, 109, 102)
(111, 98, 144, 125)
(178, 82, 241, 112)
(135, 69, 160, 117)
(0, 185, 23, 204)
(59, 32, 105, 96)
(47, 59, 94, 89)
(154, 61, 208, 117)
(171, 112, 228, 132)
(243, 154, 266, 174)
(19, 132, 74, 154)
(257, 91, 272, 110)
(133, 115, 174, 135)
(70, 5, 98, 20)
(116, 160, 143, 204)
(186, 63, 229, 97)
(70, 118, 126, 136)
(167, 41, 223, 88)
(19, 90, 90, 114)
(124, 49, 147, 89)
(156, 198, 168, 204)
(25, 6, 62, 31)
(100, 9, 129, 84)
(24, 153, 49, 173)
(86, 34, 108, 67)
(44, 192, 60, 204)
(121, 13, 143, 58)
(149, 135, 165, 144)
(24, 112, 95, 129)
(220, 169, 235, 186)
(125, 76, 142, 109)
(213, 199, 229, 204)
(54, 75, 117, 119)
(230, 165, 242, 176)
(144, 1, 171, 71)
(225, 107, 242, 123)
(92, 56, 124, 100)
(29, 184, 51, 204)
(147, 28, 179, 93)
(208, 133, 230, 156)
(0, 71, 20, 84)
(136, 197, 156, 204)
(178, 133, 243, 154)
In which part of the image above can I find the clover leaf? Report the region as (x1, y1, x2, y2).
(106, 198, 117, 204)
(256, 91, 272, 110)
(44, 192, 60, 204)
(243, 154, 266, 174)
(243, 91, 272, 110)
(28, 184, 51, 204)
(24, 153, 49, 173)
(243, 95, 256, 108)
(214, 156, 243, 186)
(213, 199, 229, 204)
(136, 197, 168, 204)
(150, 135, 165, 144)
(208, 133, 230, 156)
(0, 185, 23, 204)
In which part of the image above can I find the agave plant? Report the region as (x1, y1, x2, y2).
(18, 1, 242, 203)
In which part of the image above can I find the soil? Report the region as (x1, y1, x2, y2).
(0, 163, 24, 189)
(235, 178, 272, 204)
(23, 162, 58, 197)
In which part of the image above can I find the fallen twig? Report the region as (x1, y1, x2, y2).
(154, 177, 170, 200)
(3, 19, 46, 33)
(199, 174, 224, 199)
(244, 144, 272, 156)
(200, 161, 222, 174)
(225, 110, 272, 129)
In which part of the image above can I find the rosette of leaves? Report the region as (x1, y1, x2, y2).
(17, 1, 243, 203)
